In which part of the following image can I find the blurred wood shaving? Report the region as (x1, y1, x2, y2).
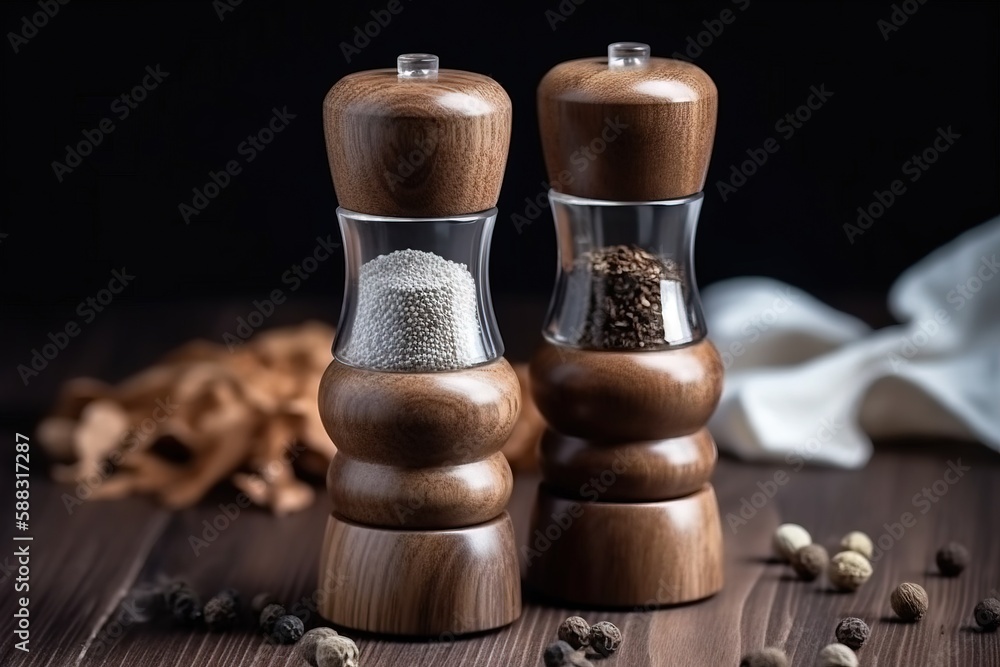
(37, 321, 542, 514)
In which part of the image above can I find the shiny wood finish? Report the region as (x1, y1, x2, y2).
(319, 358, 520, 468)
(323, 68, 511, 217)
(13, 441, 1000, 666)
(528, 339, 724, 604)
(540, 427, 717, 501)
(317, 357, 522, 632)
(538, 55, 716, 201)
(526, 485, 724, 607)
(327, 451, 513, 529)
(530, 339, 723, 442)
(319, 512, 521, 635)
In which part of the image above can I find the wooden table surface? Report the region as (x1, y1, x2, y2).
(2, 438, 998, 667)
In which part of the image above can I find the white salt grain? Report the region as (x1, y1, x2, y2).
(343, 249, 482, 371)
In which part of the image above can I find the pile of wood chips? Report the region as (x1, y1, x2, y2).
(37, 321, 542, 514)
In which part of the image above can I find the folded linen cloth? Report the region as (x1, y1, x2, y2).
(702, 217, 1000, 468)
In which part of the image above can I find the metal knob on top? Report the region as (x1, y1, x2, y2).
(537, 42, 717, 201)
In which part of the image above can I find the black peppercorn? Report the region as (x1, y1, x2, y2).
(835, 617, 870, 650)
(557, 616, 591, 650)
(165, 582, 202, 627)
(588, 621, 622, 657)
(259, 603, 287, 634)
(271, 614, 305, 644)
(204, 590, 241, 631)
(739, 647, 788, 667)
(974, 598, 1000, 631)
(543, 640, 592, 667)
(935, 542, 969, 577)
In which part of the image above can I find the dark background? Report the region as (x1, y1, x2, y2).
(2, 0, 998, 415)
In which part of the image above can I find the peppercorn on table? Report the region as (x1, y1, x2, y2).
(3, 438, 999, 666)
(3, 298, 999, 666)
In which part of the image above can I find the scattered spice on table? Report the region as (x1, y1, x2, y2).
(834, 617, 870, 650)
(259, 603, 287, 635)
(935, 541, 969, 577)
(271, 614, 305, 644)
(791, 543, 828, 581)
(558, 616, 591, 650)
(316, 634, 361, 667)
(974, 598, 1000, 631)
(588, 621, 622, 657)
(890, 582, 928, 621)
(543, 640, 592, 667)
(773, 523, 812, 562)
(828, 551, 872, 591)
(816, 643, 858, 667)
(299, 627, 340, 667)
(839, 531, 874, 560)
(166, 581, 202, 627)
(203, 589, 241, 631)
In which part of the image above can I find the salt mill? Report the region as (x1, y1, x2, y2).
(527, 42, 724, 606)
(317, 54, 521, 635)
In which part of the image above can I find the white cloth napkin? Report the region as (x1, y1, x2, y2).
(702, 217, 1000, 468)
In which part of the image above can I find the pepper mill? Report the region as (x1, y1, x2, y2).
(317, 54, 521, 635)
(526, 42, 724, 606)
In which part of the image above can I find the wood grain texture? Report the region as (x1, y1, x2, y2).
(318, 512, 521, 635)
(317, 358, 521, 633)
(538, 55, 716, 201)
(540, 427, 717, 501)
(320, 358, 520, 467)
(529, 338, 723, 606)
(526, 484, 724, 607)
(530, 339, 724, 442)
(324, 67, 511, 217)
(326, 450, 513, 528)
(4, 442, 999, 666)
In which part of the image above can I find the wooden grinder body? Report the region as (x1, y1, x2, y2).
(317, 59, 521, 635)
(528, 47, 725, 606)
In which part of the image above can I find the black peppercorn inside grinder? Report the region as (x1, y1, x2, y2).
(527, 42, 724, 606)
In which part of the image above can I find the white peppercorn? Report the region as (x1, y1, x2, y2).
(839, 531, 874, 560)
(828, 551, 872, 591)
(773, 523, 812, 562)
(317, 635, 360, 667)
(298, 627, 339, 667)
(343, 249, 483, 372)
(816, 643, 858, 667)
(890, 582, 928, 621)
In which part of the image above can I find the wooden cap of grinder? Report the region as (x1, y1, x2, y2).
(323, 54, 512, 217)
(538, 42, 717, 201)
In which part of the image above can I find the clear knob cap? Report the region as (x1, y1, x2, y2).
(608, 42, 650, 68)
(397, 53, 439, 78)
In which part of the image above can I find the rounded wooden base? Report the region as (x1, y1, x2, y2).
(318, 511, 521, 636)
(525, 485, 723, 607)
